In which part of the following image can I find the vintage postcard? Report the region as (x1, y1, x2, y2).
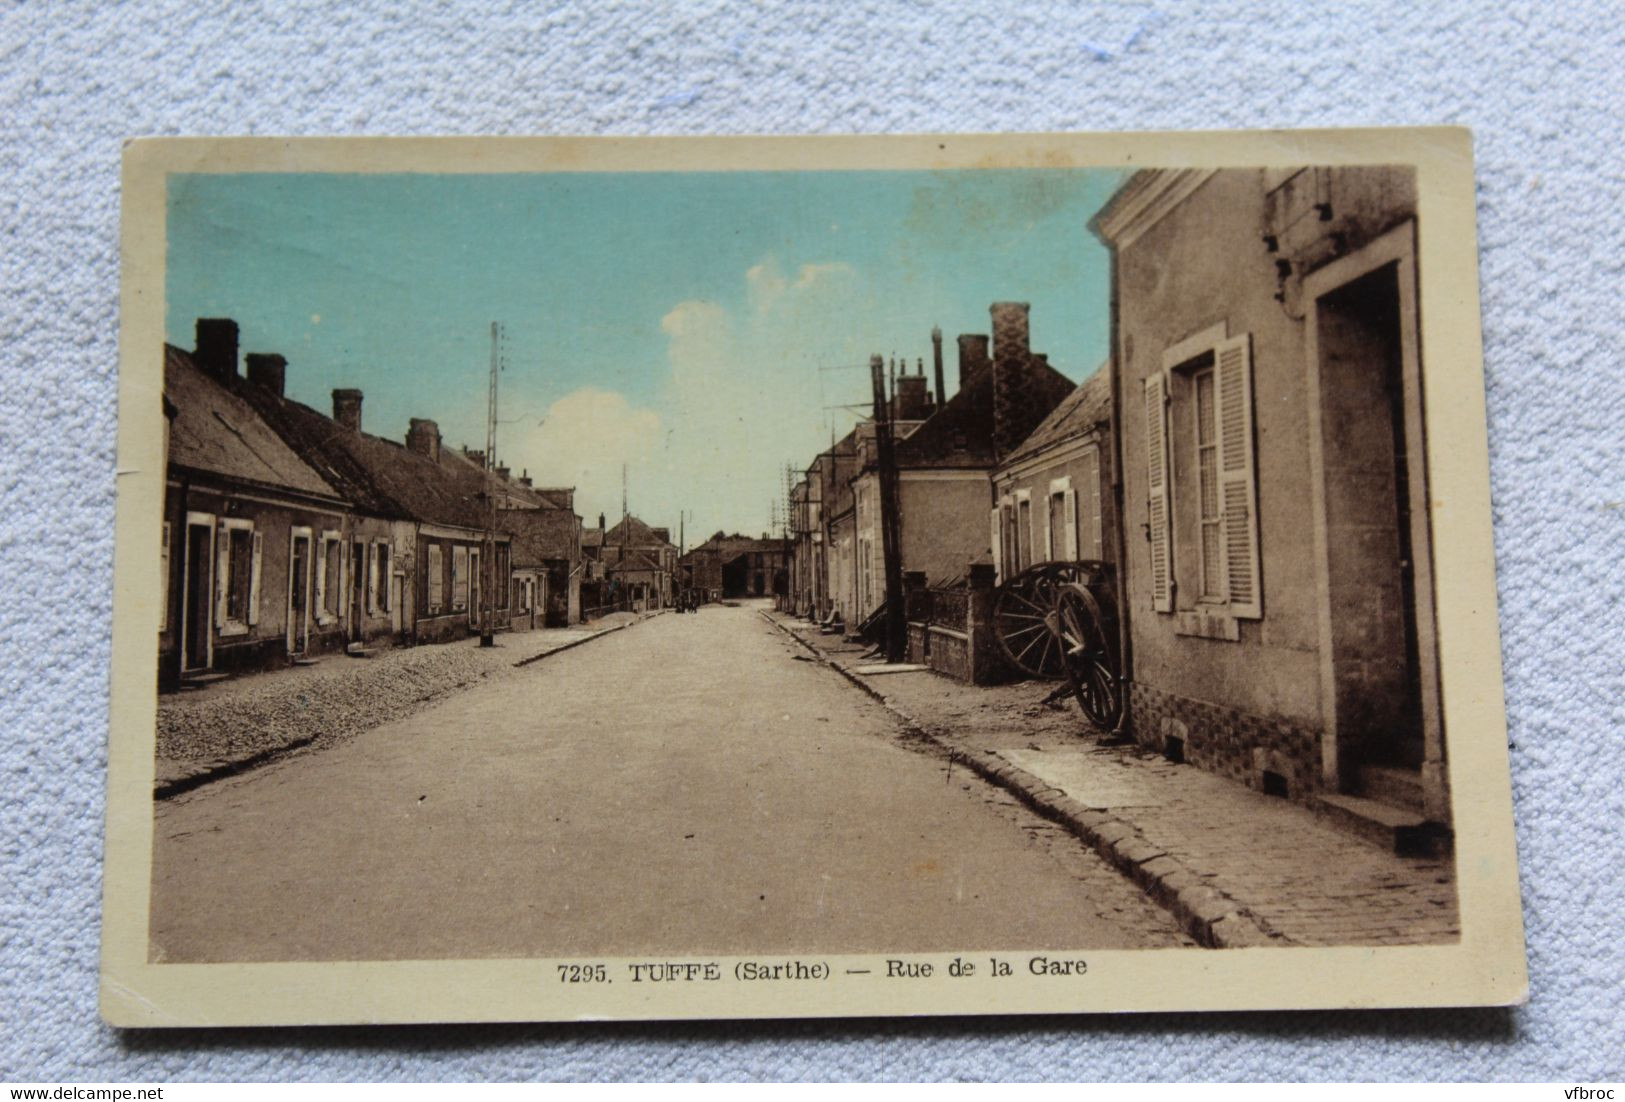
(102, 130, 1526, 1026)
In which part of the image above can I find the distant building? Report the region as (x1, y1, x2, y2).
(843, 304, 1076, 630)
(583, 514, 679, 611)
(681, 533, 790, 601)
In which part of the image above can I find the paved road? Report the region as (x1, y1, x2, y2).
(150, 602, 1186, 961)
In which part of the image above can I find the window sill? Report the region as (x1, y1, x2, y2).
(1175, 609, 1240, 641)
(218, 622, 250, 638)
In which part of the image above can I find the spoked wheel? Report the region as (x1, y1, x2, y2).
(1053, 582, 1122, 731)
(992, 561, 1113, 679)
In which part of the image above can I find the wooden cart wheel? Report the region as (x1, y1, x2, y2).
(1053, 581, 1123, 731)
(992, 569, 1065, 678)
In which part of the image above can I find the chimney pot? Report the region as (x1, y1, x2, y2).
(245, 352, 286, 396)
(406, 418, 442, 462)
(195, 318, 239, 379)
(332, 388, 363, 432)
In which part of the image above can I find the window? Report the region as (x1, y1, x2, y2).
(1194, 366, 1223, 600)
(372, 542, 391, 613)
(215, 518, 261, 636)
(1048, 489, 1067, 561)
(1145, 331, 1261, 620)
(427, 543, 444, 613)
(315, 531, 342, 623)
(1015, 494, 1033, 572)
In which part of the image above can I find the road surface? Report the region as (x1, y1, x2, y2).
(150, 602, 1186, 961)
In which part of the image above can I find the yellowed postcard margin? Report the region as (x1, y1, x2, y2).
(103, 128, 1526, 1026)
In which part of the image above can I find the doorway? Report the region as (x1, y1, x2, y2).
(288, 529, 312, 656)
(1305, 221, 1444, 814)
(350, 539, 365, 642)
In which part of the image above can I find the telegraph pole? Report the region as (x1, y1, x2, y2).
(481, 321, 500, 647)
(870, 354, 906, 664)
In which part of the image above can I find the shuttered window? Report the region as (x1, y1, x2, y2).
(1144, 373, 1172, 612)
(427, 543, 444, 613)
(1215, 334, 1261, 618)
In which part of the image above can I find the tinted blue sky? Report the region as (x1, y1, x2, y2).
(166, 168, 1125, 536)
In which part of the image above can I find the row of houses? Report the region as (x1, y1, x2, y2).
(784, 165, 1449, 845)
(157, 317, 654, 690)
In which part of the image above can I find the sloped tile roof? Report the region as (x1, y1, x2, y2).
(999, 364, 1111, 469)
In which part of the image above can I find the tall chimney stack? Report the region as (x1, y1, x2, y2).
(990, 302, 1034, 461)
(245, 353, 286, 396)
(332, 388, 363, 432)
(195, 318, 239, 379)
(990, 301, 1030, 363)
(406, 418, 441, 462)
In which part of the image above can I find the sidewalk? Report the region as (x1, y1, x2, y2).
(155, 611, 656, 798)
(763, 610, 1460, 949)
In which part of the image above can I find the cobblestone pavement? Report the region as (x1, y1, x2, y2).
(155, 612, 647, 793)
(767, 611, 1459, 949)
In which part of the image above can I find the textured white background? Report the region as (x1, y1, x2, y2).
(2, 0, 1621, 1082)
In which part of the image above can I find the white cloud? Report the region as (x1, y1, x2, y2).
(652, 255, 868, 537)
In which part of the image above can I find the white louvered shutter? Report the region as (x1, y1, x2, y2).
(1215, 334, 1262, 618)
(247, 531, 263, 625)
(990, 508, 1002, 582)
(214, 522, 230, 628)
(1062, 489, 1079, 560)
(1144, 373, 1172, 612)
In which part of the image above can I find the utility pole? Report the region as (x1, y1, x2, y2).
(480, 322, 500, 647)
(620, 462, 629, 611)
(870, 354, 906, 664)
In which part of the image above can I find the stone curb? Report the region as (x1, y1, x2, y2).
(758, 610, 1287, 950)
(156, 615, 656, 801)
(511, 620, 631, 667)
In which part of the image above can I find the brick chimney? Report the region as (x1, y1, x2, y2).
(245, 353, 286, 396)
(931, 327, 946, 407)
(956, 333, 991, 390)
(195, 318, 239, 379)
(332, 388, 363, 432)
(406, 418, 441, 462)
(496, 465, 510, 482)
(991, 301, 1030, 364)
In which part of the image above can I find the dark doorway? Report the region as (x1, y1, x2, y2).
(351, 540, 365, 641)
(1315, 262, 1424, 771)
(289, 533, 311, 655)
(182, 521, 213, 672)
(721, 554, 750, 598)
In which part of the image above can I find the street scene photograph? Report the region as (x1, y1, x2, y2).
(136, 146, 1468, 978)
